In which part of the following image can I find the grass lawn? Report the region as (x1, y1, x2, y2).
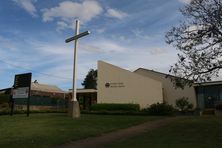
(107, 116, 222, 148)
(0, 113, 159, 147)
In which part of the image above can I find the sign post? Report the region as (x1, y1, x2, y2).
(65, 20, 90, 118)
(13, 73, 32, 117)
(10, 88, 14, 116)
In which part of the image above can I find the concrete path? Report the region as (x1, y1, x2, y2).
(59, 117, 180, 148)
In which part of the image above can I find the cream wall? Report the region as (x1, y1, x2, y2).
(134, 69, 197, 108)
(97, 61, 163, 109)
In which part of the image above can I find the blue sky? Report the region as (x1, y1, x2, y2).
(0, 0, 191, 90)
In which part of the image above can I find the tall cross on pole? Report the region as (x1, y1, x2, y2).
(65, 20, 90, 118)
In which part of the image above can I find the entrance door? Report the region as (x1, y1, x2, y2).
(204, 86, 220, 108)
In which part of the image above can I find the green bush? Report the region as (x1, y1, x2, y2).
(202, 109, 215, 115)
(175, 97, 193, 112)
(0, 94, 10, 104)
(0, 109, 67, 116)
(143, 103, 175, 116)
(90, 103, 140, 111)
(0, 102, 10, 115)
(81, 110, 146, 116)
(0, 103, 9, 108)
(215, 104, 222, 110)
(15, 96, 68, 107)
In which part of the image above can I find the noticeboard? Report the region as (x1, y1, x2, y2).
(14, 73, 32, 88)
(12, 73, 32, 117)
(12, 87, 29, 99)
(13, 73, 32, 99)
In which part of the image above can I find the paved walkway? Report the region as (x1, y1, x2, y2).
(59, 117, 180, 148)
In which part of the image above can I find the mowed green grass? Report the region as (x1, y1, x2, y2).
(0, 113, 159, 147)
(107, 116, 222, 148)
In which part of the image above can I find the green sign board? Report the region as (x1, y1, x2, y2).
(14, 73, 32, 88)
(13, 73, 32, 117)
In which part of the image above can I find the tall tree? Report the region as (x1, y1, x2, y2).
(82, 69, 97, 89)
(166, 0, 222, 87)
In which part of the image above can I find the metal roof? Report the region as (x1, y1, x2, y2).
(31, 82, 66, 93)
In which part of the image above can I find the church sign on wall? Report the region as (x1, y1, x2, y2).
(105, 82, 125, 88)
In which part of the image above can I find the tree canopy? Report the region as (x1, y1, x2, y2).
(166, 0, 222, 87)
(82, 69, 97, 89)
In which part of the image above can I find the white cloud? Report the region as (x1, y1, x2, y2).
(79, 40, 127, 54)
(27, 39, 72, 56)
(110, 35, 131, 43)
(13, 0, 37, 17)
(0, 35, 176, 90)
(132, 29, 150, 40)
(56, 21, 69, 32)
(101, 45, 177, 75)
(0, 36, 74, 89)
(178, 0, 192, 4)
(106, 8, 128, 19)
(0, 35, 17, 51)
(96, 28, 106, 33)
(118, 36, 131, 42)
(33, 64, 72, 85)
(26, 39, 174, 87)
(42, 1, 103, 30)
(149, 48, 167, 55)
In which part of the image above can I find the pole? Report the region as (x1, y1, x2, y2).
(65, 20, 89, 118)
(27, 85, 31, 117)
(72, 20, 79, 102)
(10, 97, 14, 116)
(70, 20, 80, 118)
(10, 88, 14, 116)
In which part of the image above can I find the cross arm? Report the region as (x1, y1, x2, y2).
(65, 31, 90, 43)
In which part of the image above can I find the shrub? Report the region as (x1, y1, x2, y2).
(0, 103, 10, 115)
(0, 103, 9, 108)
(215, 104, 222, 110)
(0, 94, 10, 104)
(175, 97, 193, 112)
(90, 103, 140, 111)
(202, 109, 215, 115)
(0, 109, 67, 116)
(143, 103, 175, 116)
(81, 110, 146, 116)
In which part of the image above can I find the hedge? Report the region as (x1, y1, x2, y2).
(15, 96, 68, 107)
(216, 103, 222, 110)
(0, 94, 10, 104)
(0, 109, 67, 115)
(142, 103, 175, 116)
(90, 103, 140, 111)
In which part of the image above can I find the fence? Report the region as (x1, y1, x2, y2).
(0, 95, 68, 112)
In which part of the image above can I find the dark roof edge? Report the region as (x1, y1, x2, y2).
(0, 88, 12, 91)
(194, 80, 222, 86)
(134, 68, 176, 78)
(135, 68, 222, 86)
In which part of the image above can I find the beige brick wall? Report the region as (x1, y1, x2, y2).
(134, 69, 197, 108)
(97, 61, 163, 109)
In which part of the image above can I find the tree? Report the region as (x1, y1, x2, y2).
(82, 69, 97, 89)
(166, 0, 222, 87)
